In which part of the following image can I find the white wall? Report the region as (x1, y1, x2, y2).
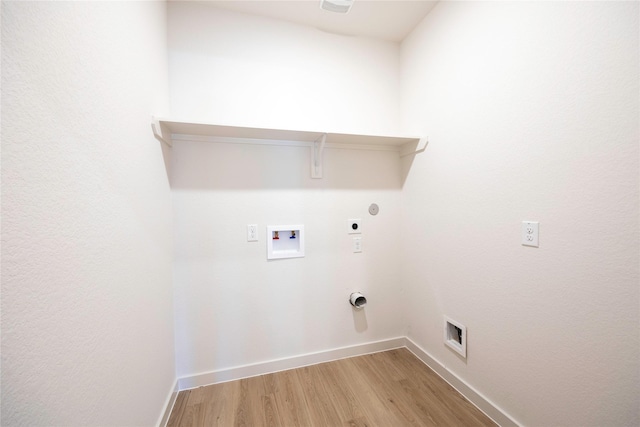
(400, 2, 639, 426)
(6, 2, 634, 425)
(168, 2, 406, 379)
(172, 142, 403, 378)
(168, 2, 401, 135)
(1, 2, 175, 426)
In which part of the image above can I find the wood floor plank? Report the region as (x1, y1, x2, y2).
(321, 359, 366, 423)
(334, 356, 409, 426)
(168, 348, 498, 427)
(261, 393, 281, 427)
(272, 368, 314, 426)
(261, 372, 282, 426)
(296, 364, 344, 426)
(167, 389, 191, 427)
(262, 372, 279, 395)
(344, 416, 371, 427)
(234, 376, 264, 427)
(392, 349, 496, 427)
(357, 353, 433, 426)
(356, 353, 436, 426)
(200, 381, 236, 426)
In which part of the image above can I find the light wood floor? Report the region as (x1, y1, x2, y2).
(167, 348, 497, 427)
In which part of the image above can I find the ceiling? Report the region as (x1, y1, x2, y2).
(198, 1, 438, 42)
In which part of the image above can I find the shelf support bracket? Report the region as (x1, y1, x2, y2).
(151, 116, 172, 147)
(311, 133, 327, 179)
(399, 137, 429, 157)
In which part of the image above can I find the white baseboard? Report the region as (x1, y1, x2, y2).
(177, 337, 406, 390)
(157, 378, 179, 427)
(404, 337, 520, 427)
(165, 336, 519, 427)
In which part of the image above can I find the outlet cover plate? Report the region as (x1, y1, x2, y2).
(247, 224, 258, 242)
(352, 236, 362, 253)
(522, 221, 539, 247)
(348, 219, 362, 234)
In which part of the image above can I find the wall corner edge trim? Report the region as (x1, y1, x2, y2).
(156, 377, 180, 427)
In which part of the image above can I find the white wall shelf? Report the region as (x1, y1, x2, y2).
(151, 117, 427, 178)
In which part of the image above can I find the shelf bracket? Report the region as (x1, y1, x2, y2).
(311, 133, 327, 179)
(399, 137, 429, 157)
(151, 116, 172, 146)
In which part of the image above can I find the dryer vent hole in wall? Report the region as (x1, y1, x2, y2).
(444, 317, 467, 358)
(349, 292, 367, 308)
(453, 326, 462, 344)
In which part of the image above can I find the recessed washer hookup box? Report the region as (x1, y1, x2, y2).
(267, 225, 305, 260)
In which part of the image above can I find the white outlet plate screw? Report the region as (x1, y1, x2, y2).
(522, 221, 539, 247)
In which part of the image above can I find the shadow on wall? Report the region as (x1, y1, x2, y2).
(351, 305, 369, 333)
(164, 140, 408, 191)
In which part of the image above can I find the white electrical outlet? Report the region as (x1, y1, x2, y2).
(353, 236, 362, 253)
(522, 221, 539, 247)
(247, 224, 258, 242)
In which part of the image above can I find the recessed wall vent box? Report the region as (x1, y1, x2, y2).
(267, 225, 305, 260)
(444, 316, 467, 358)
(320, 0, 354, 14)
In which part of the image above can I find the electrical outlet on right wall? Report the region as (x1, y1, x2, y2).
(522, 221, 539, 247)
